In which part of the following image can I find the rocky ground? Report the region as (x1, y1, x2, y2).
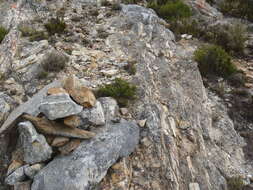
(0, 0, 253, 190)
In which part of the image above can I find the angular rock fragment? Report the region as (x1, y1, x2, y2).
(23, 115, 95, 139)
(51, 137, 70, 147)
(58, 139, 81, 155)
(63, 115, 82, 128)
(98, 97, 119, 122)
(31, 121, 139, 190)
(14, 180, 31, 190)
(7, 160, 23, 176)
(24, 164, 45, 179)
(39, 93, 83, 120)
(80, 101, 105, 127)
(63, 75, 96, 108)
(120, 108, 128, 115)
(5, 165, 29, 185)
(18, 121, 52, 164)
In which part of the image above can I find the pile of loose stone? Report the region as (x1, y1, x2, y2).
(4, 74, 132, 189)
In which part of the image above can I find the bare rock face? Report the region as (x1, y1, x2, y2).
(18, 121, 52, 164)
(79, 101, 105, 127)
(63, 75, 96, 108)
(31, 121, 139, 190)
(39, 93, 83, 120)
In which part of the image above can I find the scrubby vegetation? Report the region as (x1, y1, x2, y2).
(220, 0, 253, 22)
(227, 176, 245, 190)
(204, 22, 248, 55)
(44, 18, 66, 35)
(0, 26, 8, 43)
(97, 78, 137, 106)
(194, 45, 237, 77)
(148, 0, 192, 21)
(19, 25, 48, 42)
(42, 51, 69, 72)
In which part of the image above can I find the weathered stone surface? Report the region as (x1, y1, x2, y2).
(23, 115, 95, 139)
(189, 183, 200, 190)
(39, 93, 83, 120)
(63, 115, 82, 128)
(47, 87, 67, 95)
(51, 137, 70, 147)
(98, 97, 119, 122)
(0, 93, 12, 126)
(24, 164, 45, 179)
(14, 180, 31, 190)
(18, 121, 52, 164)
(7, 160, 23, 176)
(58, 139, 81, 155)
(63, 75, 96, 108)
(79, 101, 105, 127)
(0, 80, 61, 134)
(31, 121, 139, 190)
(5, 165, 29, 185)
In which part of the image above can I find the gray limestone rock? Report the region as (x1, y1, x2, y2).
(18, 121, 52, 164)
(24, 164, 45, 179)
(31, 121, 139, 190)
(5, 165, 29, 185)
(39, 93, 83, 120)
(97, 97, 119, 123)
(79, 101, 105, 127)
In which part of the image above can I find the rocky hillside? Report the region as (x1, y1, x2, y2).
(0, 0, 253, 190)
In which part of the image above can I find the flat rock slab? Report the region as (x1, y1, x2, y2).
(31, 121, 140, 190)
(39, 93, 83, 120)
(0, 80, 61, 134)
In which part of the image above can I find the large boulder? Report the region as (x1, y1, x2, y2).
(18, 121, 52, 164)
(31, 121, 139, 190)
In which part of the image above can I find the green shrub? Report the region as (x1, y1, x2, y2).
(37, 70, 49, 79)
(194, 45, 237, 77)
(169, 18, 203, 38)
(220, 0, 253, 22)
(111, 3, 121, 10)
(101, 0, 111, 6)
(204, 22, 248, 55)
(44, 18, 66, 35)
(19, 25, 48, 41)
(42, 51, 69, 72)
(227, 176, 244, 190)
(0, 26, 8, 43)
(29, 31, 48, 41)
(148, 0, 192, 21)
(97, 78, 137, 106)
